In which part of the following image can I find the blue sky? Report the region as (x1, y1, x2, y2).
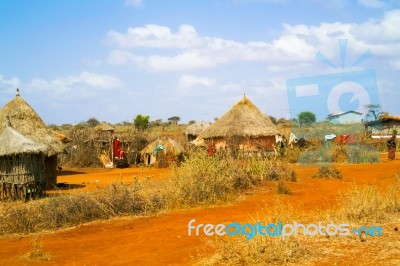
(1, 0, 399, 124)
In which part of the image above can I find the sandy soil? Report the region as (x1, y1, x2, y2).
(0, 154, 399, 265)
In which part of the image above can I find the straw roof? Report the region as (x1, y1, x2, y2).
(0, 125, 47, 156)
(95, 122, 114, 132)
(0, 95, 64, 156)
(198, 96, 280, 139)
(184, 122, 211, 136)
(141, 137, 185, 156)
(52, 131, 73, 143)
(366, 114, 400, 126)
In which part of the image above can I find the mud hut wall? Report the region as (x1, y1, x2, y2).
(368, 120, 400, 136)
(143, 153, 156, 166)
(44, 155, 58, 189)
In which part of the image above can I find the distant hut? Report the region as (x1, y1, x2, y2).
(184, 122, 211, 142)
(141, 137, 185, 167)
(0, 91, 64, 189)
(94, 122, 115, 134)
(197, 96, 280, 153)
(365, 115, 400, 138)
(0, 120, 47, 200)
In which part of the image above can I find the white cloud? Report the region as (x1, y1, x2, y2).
(0, 75, 21, 89)
(106, 24, 203, 49)
(105, 9, 400, 73)
(358, 0, 387, 8)
(28, 72, 122, 94)
(124, 0, 143, 8)
(178, 75, 216, 89)
(352, 10, 400, 43)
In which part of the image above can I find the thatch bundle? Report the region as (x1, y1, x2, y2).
(0, 124, 47, 200)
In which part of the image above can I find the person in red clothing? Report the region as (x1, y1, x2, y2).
(113, 137, 120, 158)
(118, 147, 125, 159)
(208, 142, 215, 157)
(387, 135, 396, 160)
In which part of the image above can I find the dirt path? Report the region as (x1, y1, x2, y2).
(0, 155, 399, 265)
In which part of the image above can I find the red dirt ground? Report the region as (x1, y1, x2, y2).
(0, 154, 399, 265)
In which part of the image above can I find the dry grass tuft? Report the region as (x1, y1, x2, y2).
(313, 166, 343, 179)
(20, 234, 51, 262)
(276, 180, 291, 195)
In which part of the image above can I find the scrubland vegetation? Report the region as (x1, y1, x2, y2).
(0, 152, 295, 235)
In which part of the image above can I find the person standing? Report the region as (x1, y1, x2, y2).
(113, 137, 121, 158)
(387, 135, 396, 160)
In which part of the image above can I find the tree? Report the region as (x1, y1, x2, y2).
(134, 114, 150, 131)
(150, 119, 163, 127)
(364, 104, 382, 121)
(168, 116, 180, 125)
(188, 120, 196, 125)
(87, 117, 100, 127)
(298, 111, 316, 125)
(121, 120, 132, 126)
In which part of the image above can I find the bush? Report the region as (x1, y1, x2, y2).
(346, 145, 380, 163)
(168, 152, 263, 207)
(312, 166, 342, 179)
(276, 180, 291, 195)
(298, 145, 333, 165)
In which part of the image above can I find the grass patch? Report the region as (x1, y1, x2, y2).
(346, 145, 380, 163)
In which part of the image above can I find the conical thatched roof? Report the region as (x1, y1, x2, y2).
(198, 96, 279, 139)
(0, 125, 47, 156)
(141, 137, 185, 156)
(184, 122, 211, 136)
(0, 95, 64, 156)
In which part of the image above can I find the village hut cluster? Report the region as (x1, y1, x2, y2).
(4, 88, 391, 200)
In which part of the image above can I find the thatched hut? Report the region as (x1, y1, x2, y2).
(197, 96, 280, 153)
(95, 122, 115, 133)
(141, 137, 185, 167)
(0, 121, 47, 200)
(184, 122, 211, 142)
(0, 92, 64, 189)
